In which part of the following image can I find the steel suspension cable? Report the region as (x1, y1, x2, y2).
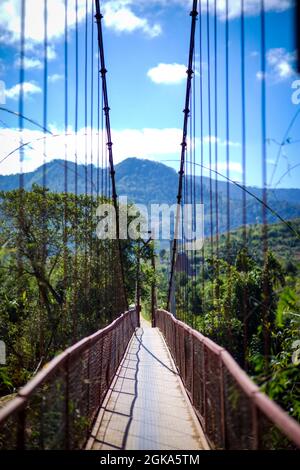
(192, 44, 197, 327)
(214, 0, 220, 303)
(89, 1, 95, 322)
(17, 0, 25, 303)
(199, 0, 205, 315)
(241, 0, 249, 368)
(241, 0, 247, 244)
(161, 159, 300, 240)
(91, 0, 95, 200)
(225, 0, 233, 346)
(260, 0, 270, 365)
(83, 0, 89, 321)
(97, 46, 100, 198)
(43, 0, 48, 191)
(167, 0, 198, 311)
(63, 0, 69, 331)
(102, 90, 104, 196)
(95, 0, 128, 310)
(41, 0, 48, 356)
(19, 0, 25, 190)
(206, 0, 214, 263)
(225, 0, 231, 258)
(73, 0, 79, 342)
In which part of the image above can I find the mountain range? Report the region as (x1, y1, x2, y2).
(1, 158, 300, 236)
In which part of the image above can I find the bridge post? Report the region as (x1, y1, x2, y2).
(136, 241, 141, 327)
(191, 331, 194, 406)
(65, 355, 70, 450)
(219, 357, 226, 449)
(251, 403, 259, 450)
(16, 408, 25, 450)
(151, 247, 156, 328)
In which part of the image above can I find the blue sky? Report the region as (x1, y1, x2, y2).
(0, 0, 299, 189)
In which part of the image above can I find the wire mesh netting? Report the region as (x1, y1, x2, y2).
(203, 341, 223, 448)
(161, 0, 300, 452)
(156, 309, 300, 450)
(0, 398, 26, 449)
(222, 361, 257, 450)
(0, 309, 138, 450)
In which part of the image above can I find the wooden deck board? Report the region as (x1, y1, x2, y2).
(86, 319, 209, 451)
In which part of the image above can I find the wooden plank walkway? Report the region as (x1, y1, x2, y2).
(86, 318, 209, 451)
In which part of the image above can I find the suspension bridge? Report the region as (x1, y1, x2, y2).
(1, 0, 300, 451)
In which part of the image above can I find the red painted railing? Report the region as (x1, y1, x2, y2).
(0, 309, 139, 450)
(2, 307, 299, 450)
(155, 309, 300, 450)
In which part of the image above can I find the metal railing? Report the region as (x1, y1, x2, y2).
(155, 309, 300, 450)
(0, 309, 139, 450)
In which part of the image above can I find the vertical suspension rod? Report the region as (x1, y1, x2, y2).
(167, 0, 198, 311)
(94, 0, 128, 309)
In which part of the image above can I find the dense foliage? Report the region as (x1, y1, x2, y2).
(153, 221, 300, 422)
(0, 186, 137, 396)
(1, 184, 299, 424)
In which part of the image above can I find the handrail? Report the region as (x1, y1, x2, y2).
(0, 308, 139, 449)
(155, 309, 300, 450)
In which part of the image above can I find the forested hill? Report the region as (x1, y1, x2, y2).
(213, 218, 300, 264)
(1, 157, 300, 235)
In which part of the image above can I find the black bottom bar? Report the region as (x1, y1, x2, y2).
(0, 450, 299, 468)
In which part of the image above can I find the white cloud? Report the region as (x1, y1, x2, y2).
(0, 125, 245, 178)
(277, 60, 293, 78)
(223, 140, 241, 148)
(13, 45, 57, 72)
(0, 0, 163, 45)
(256, 48, 296, 83)
(47, 45, 57, 61)
(267, 48, 295, 80)
(202, 159, 242, 176)
(203, 135, 219, 145)
(13, 45, 57, 71)
(0, 58, 6, 77)
(103, 1, 161, 38)
(48, 74, 64, 83)
(208, 0, 292, 19)
(0, 124, 245, 177)
(113, 127, 183, 158)
(5, 82, 42, 100)
(217, 161, 242, 174)
(15, 57, 43, 70)
(203, 135, 240, 148)
(147, 63, 187, 85)
(256, 71, 265, 81)
(0, 0, 292, 49)
(0, 126, 187, 175)
(0, 0, 89, 44)
(101, 0, 292, 41)
(113, 0, 292, 20)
